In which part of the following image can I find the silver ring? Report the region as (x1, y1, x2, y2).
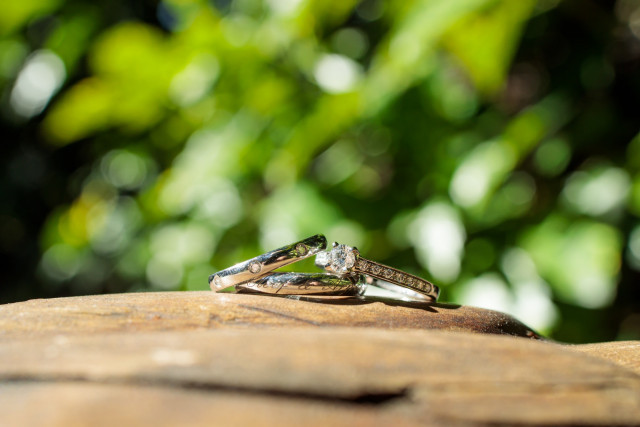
(366, 277, 435, 302)
(315, 242, 440, 301)
(209, 234, 327, 292)
(233, 272, 364, 296)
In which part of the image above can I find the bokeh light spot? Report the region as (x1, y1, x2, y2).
(101, 150, 151, 190)
(146, 254, 183, 289)
(331, 28, 369, 59)
(562, 166, 630, 217)
(626, 225, 640, 270)
(458, 273, 512, 315)
(266, 0, 303, 16)
(533, 138, 571, 177)
(10, 49, 66, 118)
(522, 216, 621, 308)
(314, 54, 361, 94)
(409, 202, 466, 282)
(169, 54, 219, 107)
(450, 140, 516, 208)
(356, 0, 384, 21)
(502, 172, 536, 206)
(40, 244, 83, 282)
(314, 140, 363, 185)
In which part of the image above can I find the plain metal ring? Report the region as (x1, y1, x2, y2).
(209, 234, 327, 292)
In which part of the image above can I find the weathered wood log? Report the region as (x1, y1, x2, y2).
(0, 291, 540, 338)
(0, 292, 639, 426)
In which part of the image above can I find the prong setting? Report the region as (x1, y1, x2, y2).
(316, 241, 439, 301)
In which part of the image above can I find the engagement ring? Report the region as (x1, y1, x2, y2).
(316, 242, 440, 301)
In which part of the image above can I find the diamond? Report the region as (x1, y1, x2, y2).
(383, 269, 393, 279)
(213, 275, 223, 289)
(325, 244, 357, 274)
(248, 261, 262, 274)
(371, 265, 382, 275)
(296, 243, 308, 256)
(315, 250, 330, 268)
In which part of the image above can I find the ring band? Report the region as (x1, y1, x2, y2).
(233, 272, 363, 296)
(366, 278, 435, 302)
(209, 234, 327, 292)
(315, 242, 440, 301)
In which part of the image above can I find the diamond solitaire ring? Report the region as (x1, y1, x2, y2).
(315, 242, 440, 301)
(209, 235, 327, 292)
(234, 272, 364, 296)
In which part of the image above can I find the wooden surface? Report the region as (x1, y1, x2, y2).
(1, 292, 639, 426)
(0, 291, 541, 338)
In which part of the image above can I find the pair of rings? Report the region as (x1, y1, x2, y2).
(208, 234, 440, 302)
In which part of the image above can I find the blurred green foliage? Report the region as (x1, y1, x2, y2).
(1, 0, 639, 343)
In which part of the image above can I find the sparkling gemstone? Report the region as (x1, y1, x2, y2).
(248, 261, 262, 274)
(213, 275, 223, 289)
(371, 265, 382, 275)
(315, 250, 330, 268)
(326, 244, 357, 274)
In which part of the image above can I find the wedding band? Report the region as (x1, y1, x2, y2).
(367, 278, 435, 302)
(232, 272, 363, 296)
(209, 234, 327, 292)
(315, 242, 440, 301)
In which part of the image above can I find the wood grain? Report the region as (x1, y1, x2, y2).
(0, 291, 540, 338)
(1, 329, 639, 425)
(0, 291, 639, 426)
(570, 340, 640, 375)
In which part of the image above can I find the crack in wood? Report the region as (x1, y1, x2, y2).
(0, 376, 409, 406)
(237, 304, 323, 326)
